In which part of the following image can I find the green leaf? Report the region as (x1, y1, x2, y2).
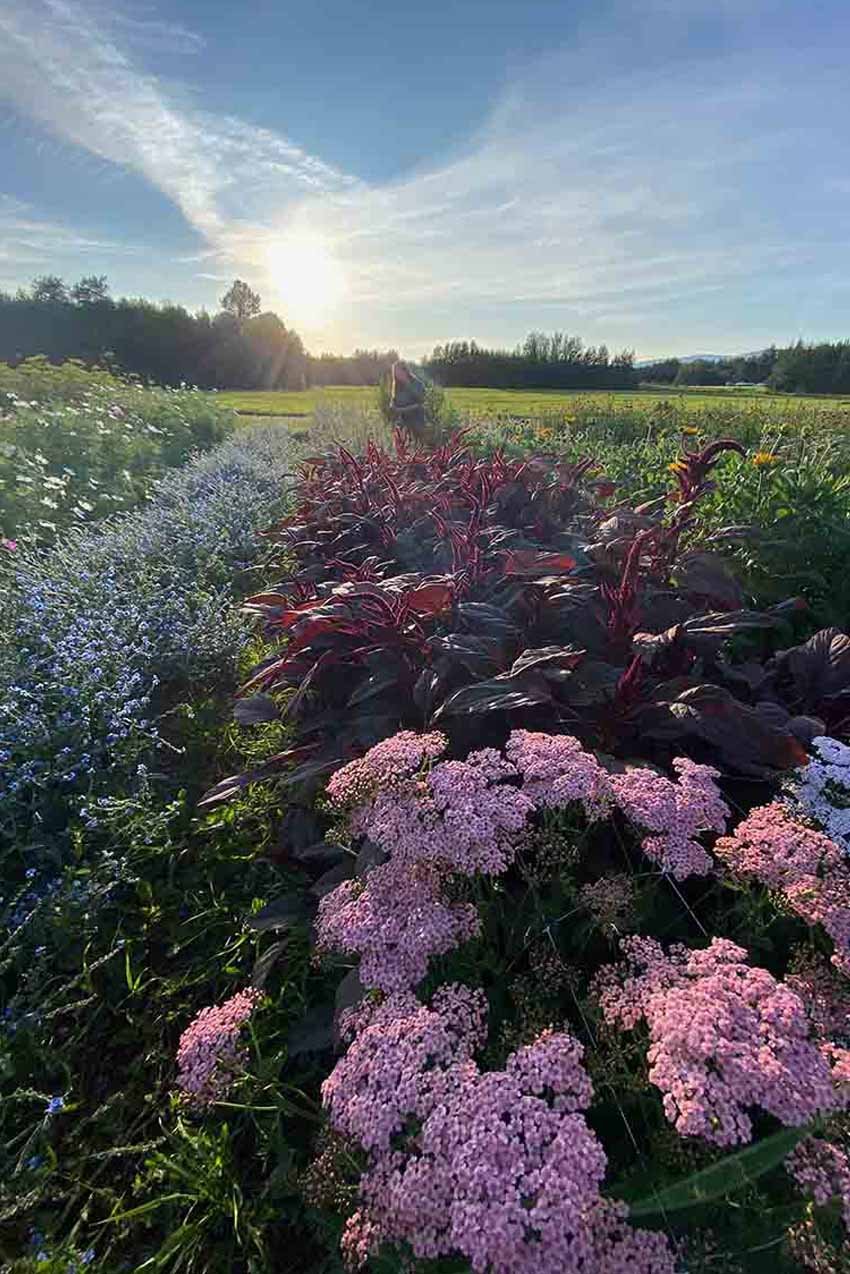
(626, 1125, 809, 1218)
(247, 893, 315, 932)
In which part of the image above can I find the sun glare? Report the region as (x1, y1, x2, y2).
(265, 233, 345, 327)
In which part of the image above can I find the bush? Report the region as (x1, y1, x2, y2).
(0, 422, 342, 1270)
(217, 431, 840, 810)
(0, 423, 295, 871)
(0, 358, 235, 543)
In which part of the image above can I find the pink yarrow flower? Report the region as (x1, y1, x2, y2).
(315, 860, 480, 993)
(610, 758, 728, 879)
(786, 1136, 850, 1233)
(326, 730, 448, 809)
(595, 937, 842, 1146)
(175, 987, 261, 1108)
(324, 987, 676, 1273)
(715, 801, 850, 975)
(506, 729, 612, 816)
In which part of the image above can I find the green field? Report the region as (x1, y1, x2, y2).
(218, 383, 850, 421)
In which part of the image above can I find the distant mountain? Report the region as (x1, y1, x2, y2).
(636, 350, 769, 367)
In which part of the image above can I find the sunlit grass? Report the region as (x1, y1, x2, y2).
(219, 382, 850, 425)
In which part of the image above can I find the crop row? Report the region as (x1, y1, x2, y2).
(191, 427, 850, 1270)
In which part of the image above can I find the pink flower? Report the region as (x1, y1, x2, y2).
(595, 937, 841, 1146)
(715, 802, 850, 974)
(1, 537, 17, 552)
(322, 984, 488, 1152)
(175, 987, 262, 1108)
(610, 758, 728, 879)
(786, 1137, 850, 1233)
(343, 742, 533, 876)
(506, 729, 612, 816)
(315, 860, 480, 992)
(326, 730, 448, 808)
(324, 988, 676, 1273)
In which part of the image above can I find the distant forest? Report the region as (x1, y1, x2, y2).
(638, 344, 850, 395)
(1, 274, 849, 395)
(0, 275, 397, 391)
(423, 333, 637, 389)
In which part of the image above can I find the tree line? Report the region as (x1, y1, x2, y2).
(640, 344, 850, 395)
(3, 275, 848, 395)
(423, 332, 637, 389)
(0, 276, 398, 391)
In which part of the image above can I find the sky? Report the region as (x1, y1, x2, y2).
(0, 0, 848, 359)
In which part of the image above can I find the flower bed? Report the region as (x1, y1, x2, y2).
(0, 423, 295, 871)
(203, 429, 850, 1271)
(0, 357, 234, 543)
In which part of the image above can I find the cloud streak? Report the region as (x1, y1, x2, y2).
(0, 0, 848, 354)
(0, 195, 137, 291)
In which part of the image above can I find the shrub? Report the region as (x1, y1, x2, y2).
(0, 422, 337, 1271)
(0, 357, 234, 542)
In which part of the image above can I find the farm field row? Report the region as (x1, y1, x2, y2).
(5, 369, 850, 1270)
(217, 383, 850, 420)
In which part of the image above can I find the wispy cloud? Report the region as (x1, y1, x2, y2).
(0, 0, 848, 353)
(0, 194, 136, 289)
(0, 0, 357, 245)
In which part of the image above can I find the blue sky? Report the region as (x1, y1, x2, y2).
(0, 0, 848, 357)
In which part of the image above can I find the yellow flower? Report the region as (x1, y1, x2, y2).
(681, 425, 698, 436)
(752, 451, 779, 468)
(668, 460, 687, 475)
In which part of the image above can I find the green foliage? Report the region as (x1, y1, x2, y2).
(769, 339, 850, 394)
(424, 332, 637, 389)
(0, 418, 350, 1270)
(474, 404, 850, 626)
(220, 279, 262, 324)
(0, 279, 397, 393)
(625, 1126, 809, 1217)
(0, 359, 235, 542)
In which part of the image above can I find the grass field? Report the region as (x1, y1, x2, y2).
(218, 383, 850, 421)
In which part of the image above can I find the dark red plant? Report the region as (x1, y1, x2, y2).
(200, 433, 846, 809)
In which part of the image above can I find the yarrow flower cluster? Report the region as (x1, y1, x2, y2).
(320, 733, 538, 990)
(329, 735, 532, 875)
(319, 731, 731, 993)
(785, 952, 850, 1088)
(785, 734, 850, 854)
(323, 986, 675, 1273)
(326, 730, 448, 810)
(505, 729, 611, 816)
(316, 860, 480, 992)
(175, 987, 262, 1108)
(786, 1136, 850, 1234)
(609, 758, 729, 880)
(595, 936, 842, 1146)
(714, 801, 850, 975)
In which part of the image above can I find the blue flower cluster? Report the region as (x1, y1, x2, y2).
(0, 424, 295, 866)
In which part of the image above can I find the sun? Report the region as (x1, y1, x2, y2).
(264, 233, 345, 327)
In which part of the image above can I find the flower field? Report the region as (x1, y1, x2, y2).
(3, 396, 850, 1272)
(0, 359, 235, 545)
